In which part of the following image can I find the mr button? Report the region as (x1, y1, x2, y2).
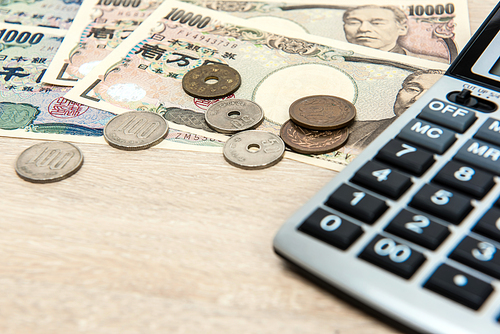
(455, 139, 500, 174)
(418, 99, 476, 133)
(398, 119, 456, 154)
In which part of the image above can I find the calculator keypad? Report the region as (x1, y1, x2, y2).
(290, 86, 500, 329)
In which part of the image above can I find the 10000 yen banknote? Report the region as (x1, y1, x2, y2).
(0, 0, 82, 29)
(43, 0, 165, 86)
(64, 0, 448, 170)
(0, 23, 223, 152)
(184, 0, 470, 64)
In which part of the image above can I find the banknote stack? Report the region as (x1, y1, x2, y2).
(0, 0, 468, 177)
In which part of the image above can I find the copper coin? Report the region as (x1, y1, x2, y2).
(289, 95, 356, 130)
(182, 64, 241, 99)
(280, 120, 349, 155)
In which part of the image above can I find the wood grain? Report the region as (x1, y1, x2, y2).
(0, 2, 497, 333)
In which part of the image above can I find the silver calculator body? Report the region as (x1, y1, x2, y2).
(274, 3, 500, 334)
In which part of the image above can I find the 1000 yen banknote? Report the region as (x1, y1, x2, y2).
(0, 23, 222, 152)
(0, 0, 82, 29)
(0, 24, 115, 140)
(43, 0, 165, 86)
(64, 0, 448, 171)
(184, 0, 470, 64)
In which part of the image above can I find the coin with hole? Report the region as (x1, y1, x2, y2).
(104, 111, 169, 150)
(15, 141, 84, 183)
(205, 99, 264, 134)
(182, 64, 241, 99)
(223, 130, 285, 169)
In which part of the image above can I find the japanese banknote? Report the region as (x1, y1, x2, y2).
(0, 0, 82, 29)
(183, 0, 471, 64)
(43, 0, 165, 86)
(63, 0, 449, 170)
(0, 22, 223, 152)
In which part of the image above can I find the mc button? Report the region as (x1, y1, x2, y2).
(397, 119, 456, 154)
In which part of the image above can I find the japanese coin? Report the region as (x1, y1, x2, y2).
(15, 141, 83, 183)
(280, 119, 349, 155)
(205, 99, 264, 134)
(289, 95, 356, 130)
(104, 111, 169, 150)
(182, 64, 241, 99)
(223, 130, 285, 169)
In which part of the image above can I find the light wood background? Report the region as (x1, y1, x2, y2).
(0, 1, 496, 333)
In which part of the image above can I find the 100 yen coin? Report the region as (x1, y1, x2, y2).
(280, 120, 349, 155)
(206, 99, 264, 134)
(104, 111, 169, 150)
(15, 141, 84, 183)
(223, 130, 285, 169)
(289, 95, 356, 130)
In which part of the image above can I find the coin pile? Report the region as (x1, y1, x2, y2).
(280, 95, 356, 155)
(182, 64, 285, 170)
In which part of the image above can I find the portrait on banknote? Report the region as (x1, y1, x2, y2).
(184, 0, 470, 64)
(346, 68, 444, 149)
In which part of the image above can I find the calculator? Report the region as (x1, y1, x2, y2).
(273, 3, 500, 334)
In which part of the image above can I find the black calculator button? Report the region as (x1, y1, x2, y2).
(385, 210, 450, 250)
(424, 264, 493, 310)
(397, 119, 456, 154)
(409, 184, 472, 224)
(455, 139, 500, 175)
(418, 99, 476, 133)
(298, 208, 363, 250)
(359, 234, 425, 279)
(473, 207, 500, 243)
(375, 139, 435, 175)
(449, 236, 500, 279)
(351, 160, 412, 199)
(433, 160, 494, 198)
(474, 118, 500, 146)
(325, 184, 388, 224)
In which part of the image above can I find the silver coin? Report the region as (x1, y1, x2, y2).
(205, 99, 264, 134)
(15, 141, 83, 183)
(223, 130, 285, 169)
(104, 111, 169, 150)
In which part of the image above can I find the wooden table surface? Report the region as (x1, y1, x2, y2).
(0, 1, 497, 333)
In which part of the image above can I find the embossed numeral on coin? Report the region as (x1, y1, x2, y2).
(116, 115, 160, 139)
(28, 146, 74, 170)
